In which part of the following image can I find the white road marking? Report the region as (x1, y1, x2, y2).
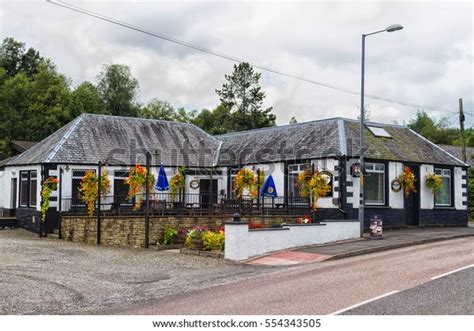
(329, 290, 399, 315)
(430, 264, 474, 280)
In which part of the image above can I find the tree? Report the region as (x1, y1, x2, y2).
(0, 37, 44, 77)
(96, 64, 139, 117)
(289, 116, 298, 124)
(139, 99, 176, 121)
(69, 81, 105, 117)
(215, 62, 276, 131)
(192, 104, 233, 135)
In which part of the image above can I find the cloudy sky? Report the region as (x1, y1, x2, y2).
(1, 0, 473, 127)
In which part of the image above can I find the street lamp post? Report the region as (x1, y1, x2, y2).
(359, 24, 403, 237)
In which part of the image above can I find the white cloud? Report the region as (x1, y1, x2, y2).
(1, 0, 472, 127)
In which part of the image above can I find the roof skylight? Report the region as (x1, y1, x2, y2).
(367, 126, 392, 138)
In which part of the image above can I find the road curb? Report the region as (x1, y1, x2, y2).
(323, 233, 474, 261)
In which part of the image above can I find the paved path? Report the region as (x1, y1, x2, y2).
(248, 227, 474, 266)
(114, 237, 474, 314)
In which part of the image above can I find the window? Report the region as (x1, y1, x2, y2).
(435, 168, 452, 206)
(114, 171, 130, 204)
(20, 172, 29, 207)
(288, 163, 309, 203)
(367, 126, 392, 138)
(19, 170, 38, 207)
(30, 171, 37, 206)
(364, 163, 385, 205)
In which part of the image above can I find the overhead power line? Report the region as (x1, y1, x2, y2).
(47, 0, 469, 115)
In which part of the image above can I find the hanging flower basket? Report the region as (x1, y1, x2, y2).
(169, 167, 186, 198)
(40, 177, 59, 222)
(425, 172, 443, 193)
(234, 169, 257, 199)
(78, 169, 111, 217)
(296, 169, 331, 210)
(398, 166, 417, 197)
(124, 164, 156, 210)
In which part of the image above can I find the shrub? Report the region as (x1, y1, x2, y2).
(161, 227, 178, 245)
(249, 220, 265, 229)
(185, 226, 209, 246)
(202, 231, 225, 251)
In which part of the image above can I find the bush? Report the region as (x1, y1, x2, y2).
(161, 227, 178, 245)
(202, 231, 225, 251)
(185, 226, 209, 247)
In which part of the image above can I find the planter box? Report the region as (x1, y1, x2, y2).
(153, 243, 184, 251)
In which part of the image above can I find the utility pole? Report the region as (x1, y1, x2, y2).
(459, 98, 466, 163)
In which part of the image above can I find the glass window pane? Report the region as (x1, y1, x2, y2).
(364, 163, 385, 205)
(20, 172, 29, 206)
(435, 169, 451, 206)
(30, 174, 37, 206)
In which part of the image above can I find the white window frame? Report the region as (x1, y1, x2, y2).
(434, 168, 452, 207)
(364, 162, 386, 206)
(288, 163, 309, 201)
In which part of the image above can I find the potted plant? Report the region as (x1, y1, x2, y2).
(40, 177, 59, 222)
(124, 164, 155, 210)
(425, 172, 443, 194)
(161, 226, 178, 245)
(78, 169, 111, 217)
(398, 166, 417, 197)
(296, 169, 331, 210)
(170, 167, 186, 198)
(185, 226, 209, 250)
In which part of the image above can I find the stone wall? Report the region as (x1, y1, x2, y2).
(61, 214, 302, 249)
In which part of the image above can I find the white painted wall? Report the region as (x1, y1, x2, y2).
(419, 164, 435, 209)
(225, 221, 360, 261)
(389, 162, 404, 209)
(1, 165, 41, 211)
(455, 167, 467, 210)
(312, 158, 339, 208)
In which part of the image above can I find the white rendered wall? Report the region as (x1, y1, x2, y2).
(389, 162, 404, 209)
(419, 164, 435, 209)
(455, 167, 467, 210)
(2, 165, 41, 211)
(225, 221, 360, 261)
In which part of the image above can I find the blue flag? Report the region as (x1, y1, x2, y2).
(155, 164, 170, 191)
(260, 175, 278, 197)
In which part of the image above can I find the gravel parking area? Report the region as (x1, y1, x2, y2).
(0, 229, 282, 314)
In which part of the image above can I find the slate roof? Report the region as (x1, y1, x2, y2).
(5, 114, 220, 167)
(217, 118, 467, 167)
(11, 140, 37, 153)
(3, 114, 466, 168)
(216, 118, 342, 165)
(438, 144, 474, 167)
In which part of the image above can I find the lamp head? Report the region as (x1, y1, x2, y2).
(386, 24, 403, 32)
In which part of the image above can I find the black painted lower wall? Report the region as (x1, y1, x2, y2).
(345, 207, 468, 228)
(0, 208, 15, 217)
(16, 207, 41, 233)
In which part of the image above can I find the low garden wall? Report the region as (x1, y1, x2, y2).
(60, 214, 302, 248)
(224, 220, 360, 261)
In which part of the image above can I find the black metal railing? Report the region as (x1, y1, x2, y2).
(59, 192, 312, 216)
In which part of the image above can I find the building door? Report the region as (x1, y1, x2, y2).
(404, 164, 420, 226)
(200, 179, 218, 209)
(10, 178, 17, 215)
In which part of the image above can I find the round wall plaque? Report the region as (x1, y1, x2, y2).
(189, 179, 200, 189)
(391, 178, 402, 192)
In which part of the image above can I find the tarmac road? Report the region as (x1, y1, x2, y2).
(112, 237, 474, 315)
(342, 267, 473, 315)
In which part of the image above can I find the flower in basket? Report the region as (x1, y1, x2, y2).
(78, 169, 111, 217)
(169, 167, 186, 198)
(234, 169, 257, 199)
(124, 164, 156, 210)
(296, 215, 311, 224)
(41, 177, 60, 222)
(185, 225, 209, 247)
(425, 172, 443, 194)
(398, 166, 417, 197)
(296, 169, 331, 210)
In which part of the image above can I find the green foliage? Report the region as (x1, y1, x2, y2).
(289, 116, 298, 124)
(192, 104, 233, 135)
(408, 110, 461, 145)
(96, 64, 139, 117)
(0, 37, 45, 77)
(69, 81, 105, 117)
(469, 156, 474, 208)
(215, 62, 276, 132)
(161, 227, 178, 245)
(201, 231, 225, 251)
